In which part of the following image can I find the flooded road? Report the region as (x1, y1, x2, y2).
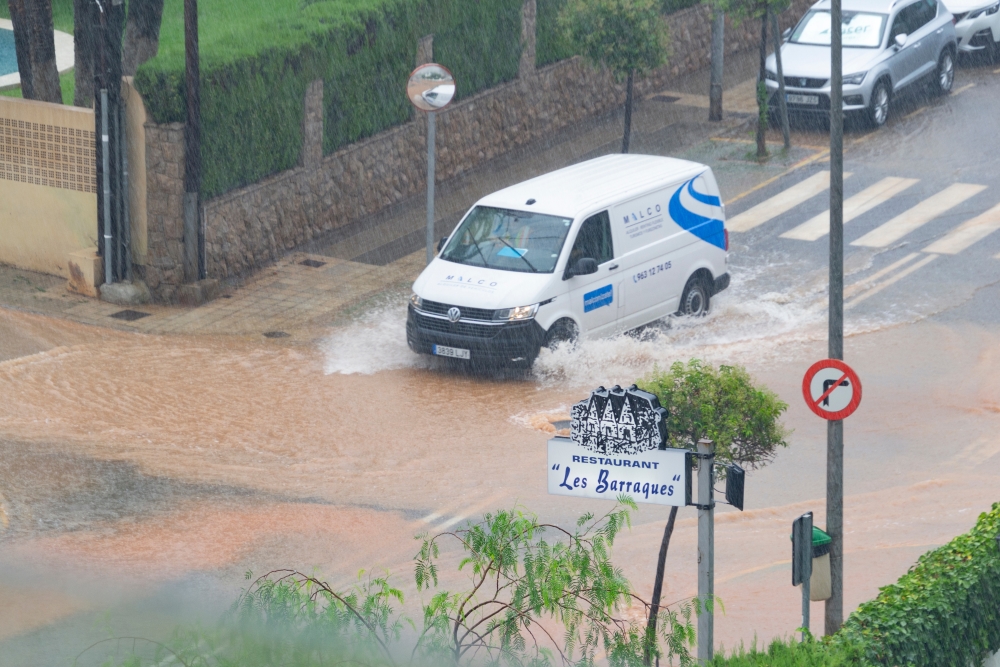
(2, 60, 1000, 666)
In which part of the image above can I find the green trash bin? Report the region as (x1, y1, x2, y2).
(810, 527, 832, 601)
(789, 526, 832, 601)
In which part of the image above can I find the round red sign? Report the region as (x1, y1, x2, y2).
(801, 359, 862, 421)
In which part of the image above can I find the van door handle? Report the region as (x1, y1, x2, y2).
(608, 264, 619, 270)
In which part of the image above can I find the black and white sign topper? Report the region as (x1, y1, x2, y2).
(549, 385, 686, 507)
(569, 384, 668, 454)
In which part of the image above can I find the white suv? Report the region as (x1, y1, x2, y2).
(766, 0, 958, 127)
(945, 0, 1000, 60)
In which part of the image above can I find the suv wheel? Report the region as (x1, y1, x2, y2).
(867, 81, 890, 128)
(677, 276, 711, 317)
(934, 50, 954, 95)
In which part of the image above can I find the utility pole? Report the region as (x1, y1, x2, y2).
(826, 0, 845, 636)
(426, 110, 436, 264)
(709, 9, 725, 121)
(184, 0, 203, 281)
(697, 438, 715, 661)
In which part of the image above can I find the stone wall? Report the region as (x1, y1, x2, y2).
(142, 0, 812, 299)
(142, 122, 186, 302)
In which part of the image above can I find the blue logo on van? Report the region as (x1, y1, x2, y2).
(668, 176, 726, 249)
(583, 284, 614, 312)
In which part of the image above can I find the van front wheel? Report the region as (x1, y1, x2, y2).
(678, 276, 711, 317)
(544, 319, 579, 349)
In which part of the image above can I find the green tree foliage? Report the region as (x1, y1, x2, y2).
(638, 359, 790, 468)
(92, 503, 696, 667)
(414, 501, 695, 666)
(559, 0, 669, 152)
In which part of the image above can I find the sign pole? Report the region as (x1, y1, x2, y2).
(697, 438, 714, 662)
(426, 110, 436, 264)
(828, 0, 845, 635)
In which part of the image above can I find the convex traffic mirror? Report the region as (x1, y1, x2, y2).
(407, 63, 456, 112)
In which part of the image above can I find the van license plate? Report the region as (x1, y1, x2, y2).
(787, 94, 819, 105)
(432, 345, 470, 360)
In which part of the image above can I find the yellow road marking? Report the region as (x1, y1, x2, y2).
(925, 202, 1000, 254)
(846, 254, 938, 308)
(843, 252, 921, 299)
(953, 83, 975, 95)
(726, 149, 831, 207)
(728, 171, 848, 233)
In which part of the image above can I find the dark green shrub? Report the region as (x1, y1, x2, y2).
(835, 502, 1000, 666)
(536, 0, 575, 66)
(134, 0, 521, 199)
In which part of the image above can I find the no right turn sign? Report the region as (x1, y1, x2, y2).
(802, 359, 862, 421)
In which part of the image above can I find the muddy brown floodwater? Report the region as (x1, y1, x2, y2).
(1, 293, 999, 662)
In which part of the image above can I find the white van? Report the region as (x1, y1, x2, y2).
(406, 154, 730, 367)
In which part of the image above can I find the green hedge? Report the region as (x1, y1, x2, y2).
(135, 0, 521, 199)
(835, 501, 1000, 666)
(710, 503, 1000, 667)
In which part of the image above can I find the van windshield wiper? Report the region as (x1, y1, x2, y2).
(489, 235, 538, 273)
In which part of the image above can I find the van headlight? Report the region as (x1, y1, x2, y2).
(843, 71, 867, 85)
(410, 293, 424, 309)
(494, 303, 539, 321)
(969, 1, 999, 18)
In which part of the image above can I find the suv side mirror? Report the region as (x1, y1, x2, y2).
(894, 33, 908, 48)
(782, 27, 791, 41)
(437, 236, 448, 253)
(565, 257, 599, 279)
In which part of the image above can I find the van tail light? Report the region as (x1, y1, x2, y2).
(724, 229, 730, 251)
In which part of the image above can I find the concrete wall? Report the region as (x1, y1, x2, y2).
(0, 96, 98, 280)
(140, 0, 812, 300)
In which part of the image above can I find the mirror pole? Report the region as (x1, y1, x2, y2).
(426, 110, 436, 265)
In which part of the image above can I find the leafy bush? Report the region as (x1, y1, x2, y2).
(709, 634, 864, 666)
(834, 502, 1000, 666)
(135, 0, 521, 199)
(638, 359, 790, 468)
(536, 0, 576, 66)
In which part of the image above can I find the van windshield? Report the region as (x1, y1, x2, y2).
(440, 206, 573, 274)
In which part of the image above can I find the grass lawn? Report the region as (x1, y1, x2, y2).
(0, 0, 75, 34)
(0, 70, 75, 104)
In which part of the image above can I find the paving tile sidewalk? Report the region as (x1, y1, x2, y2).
(0, 53, 825, 340)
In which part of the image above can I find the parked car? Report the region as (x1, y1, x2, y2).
(407, 155, 730, 368)
(945, 0, 1000, 60)
(765, 0, 958, 127)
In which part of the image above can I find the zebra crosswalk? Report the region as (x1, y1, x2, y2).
(728, 169, 999, 306)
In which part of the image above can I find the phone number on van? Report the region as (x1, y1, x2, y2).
(633, 261, 672, 283)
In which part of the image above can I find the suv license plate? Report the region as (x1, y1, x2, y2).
(787, 93, 819, 105)
(432, 344, 470, 360)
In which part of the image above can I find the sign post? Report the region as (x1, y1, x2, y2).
(548, 385, 744, 663)
(792, 512, 814, 640)
(802, 359, 861, 636)
(406, 64, 456, 264)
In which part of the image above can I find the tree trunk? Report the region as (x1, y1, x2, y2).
(770, 9, 791, 150)
(756, 13, 768, 160)
(8, 0, 61, 103)
(7, 0, 34, 99)
(643, 505, 679, 667)
(122, 0, 164, 76)
(72, 0, 94, 107)
(622, 69, 634, 154)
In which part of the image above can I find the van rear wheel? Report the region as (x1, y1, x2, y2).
(678, 276, 711, 317)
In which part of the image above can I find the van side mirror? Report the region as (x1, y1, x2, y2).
(894, 33, 908, 48)
(782, 27, 791, 41)
(437, 236, 448, 253)
(565, 257, 599, 279)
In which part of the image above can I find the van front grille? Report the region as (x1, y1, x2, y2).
(414, 312, 502, 338)
(419, 300, 496, 322)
